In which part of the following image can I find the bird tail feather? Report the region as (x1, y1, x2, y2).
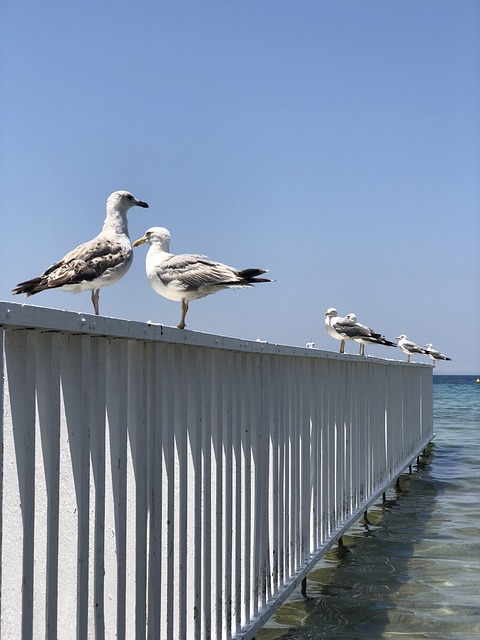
(11, 278, 43, 297)
(238, 268, 272, 283)
(381, 339, 397, 347)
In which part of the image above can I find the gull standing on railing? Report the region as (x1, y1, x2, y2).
(396, 334, 428, 363)
(133, 226, 272, 329)
(345, 313, 397, 356)
(324, 308, 354, 353)
(12, 191, 149, 315)
(423, 343, 452, 365)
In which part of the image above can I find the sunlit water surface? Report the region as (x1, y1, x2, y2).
(257, 375, 480, 640)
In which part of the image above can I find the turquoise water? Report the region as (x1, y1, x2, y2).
(258, 375, 480, 639)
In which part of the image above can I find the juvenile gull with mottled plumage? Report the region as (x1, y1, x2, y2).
(12, 191, 149, 315)
(133, 226, 272, 329)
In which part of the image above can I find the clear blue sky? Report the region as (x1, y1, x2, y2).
(1, 1, 479, 373)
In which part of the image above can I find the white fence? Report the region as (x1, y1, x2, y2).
(0, 301, 433, 640)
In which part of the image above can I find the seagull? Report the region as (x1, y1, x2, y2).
(423, 343, 452, 365)
(395, 335, 428, 363)
(133, 226, 272, 329)
(324, 308, 354, 353)
(345, 313, 397, 356)
(12, 191, 149, 315)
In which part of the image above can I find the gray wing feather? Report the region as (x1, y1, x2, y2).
(155, 254, 240, 292)
(334, 317, 371, 339)
(405, 341, 425, 354)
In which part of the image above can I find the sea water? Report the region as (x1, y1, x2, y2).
(257, 375, 480, 640)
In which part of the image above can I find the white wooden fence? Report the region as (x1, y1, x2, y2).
(0, 301, 433, 639)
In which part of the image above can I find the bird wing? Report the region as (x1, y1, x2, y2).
(353, 322, 376, 338)
(42, 237, 131, 287)
(405, 341, 425, 354)
(425, 347, 450, 359)
(334, 317, 370, 339)
(154, 254, 240, 292)
(354, 323, 396, 345)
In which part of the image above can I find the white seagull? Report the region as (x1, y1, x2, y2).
(424, 343, 452, 365)
(133, 226, 272, 329)
(395, 335, 428, 363)
(345, 313, 397, 356)
(12, 191, 149, 315)
(324, 308, 354, 353)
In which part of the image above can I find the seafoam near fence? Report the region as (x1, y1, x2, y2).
(0, 301, 433, 639)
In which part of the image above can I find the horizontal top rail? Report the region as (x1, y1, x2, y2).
(0, 300, 431, 366)
(1, 298, 433, 639)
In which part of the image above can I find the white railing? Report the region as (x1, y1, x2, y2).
(0, 301, 433, 640)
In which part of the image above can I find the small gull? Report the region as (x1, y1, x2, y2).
(423, 343, 452, 365)
(12, 191, 149, 315)
(345, 313, 397, 356)
(133, 226, 272, 329)
(324, 308, 354, 353)
(396, 335, 428, 363)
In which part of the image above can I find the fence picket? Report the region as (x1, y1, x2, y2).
(1, 303, 433, 640)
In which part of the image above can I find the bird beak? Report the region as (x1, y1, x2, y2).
(136, 200, 149, 208)
(133, 235, 147, 247)
(395, 336, 401, 340)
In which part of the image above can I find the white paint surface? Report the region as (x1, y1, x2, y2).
(0, 302, 433, 639)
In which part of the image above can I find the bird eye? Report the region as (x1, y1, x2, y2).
(126, 194, 133, 200)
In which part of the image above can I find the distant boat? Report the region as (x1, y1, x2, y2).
(476, 378, 480, 383)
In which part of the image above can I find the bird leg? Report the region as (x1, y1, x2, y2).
(177, 300, 189, 329)
(91, 289, 100, 316)
(359, 344, 365, 356)
(340, 340, 345, 354)
(407, 354, 411, 363)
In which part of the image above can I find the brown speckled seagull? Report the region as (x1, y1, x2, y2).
(12, 190, 149, 315)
